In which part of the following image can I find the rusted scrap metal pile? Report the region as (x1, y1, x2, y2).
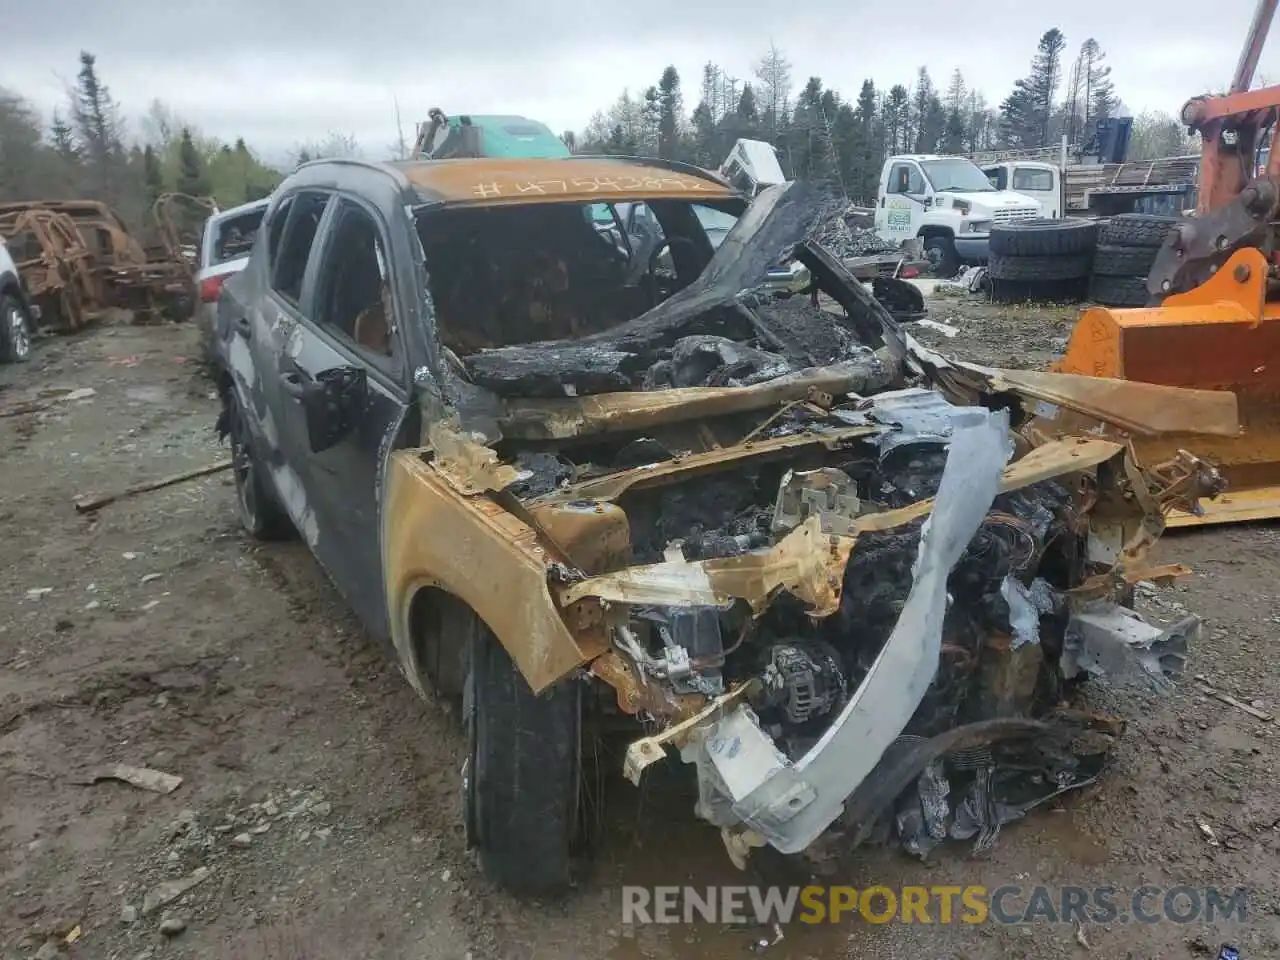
(0, 195, 208, 331)
(399, 178, 1232, 868)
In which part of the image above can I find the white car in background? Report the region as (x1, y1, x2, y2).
(0, 238, 35, 364)
(195, 199, 269, 361)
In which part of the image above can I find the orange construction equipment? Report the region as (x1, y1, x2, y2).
(1053, 0, 1280, 527)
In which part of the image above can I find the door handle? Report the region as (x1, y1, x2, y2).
(234, 316, 252, 339)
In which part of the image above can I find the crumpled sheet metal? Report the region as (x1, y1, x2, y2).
(560, 515, 855, 617)
(496, 360, 895, 441)
(951, 363, 1242, 439)
(566, 434, 1122, 619)
(426, 421, 521, 495)
(543, 425, 879, 504)
(678, 406, 1014, 855)
(1061, 601, 1196, 694)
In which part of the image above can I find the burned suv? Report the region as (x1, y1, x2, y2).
(213, 156, 1220, 895)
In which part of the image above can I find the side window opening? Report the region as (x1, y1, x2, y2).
(266, 197, 294, 265)
(1012, 167, 1054, 192)
(272, 192, 329, 304)
(889, 163, 919, 194)
(314, 202, 394, 360)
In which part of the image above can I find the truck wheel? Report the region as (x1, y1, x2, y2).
(465, 619, 581, 896)
(1097, 214, 1176, 248)
(988, 252, 1093, 282)
(1089, 274, 1153, 308)
(0, 294, 32, 363)
(1092, 244, 1159, 278)
(989, 218, 1097, 257)
(923, 235, 959, 278)
(227, 396, 293, 540)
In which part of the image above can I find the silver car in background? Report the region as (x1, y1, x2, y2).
(195, 199, 269, 361)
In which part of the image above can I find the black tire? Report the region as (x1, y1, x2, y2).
(1097, 214, 1176, 248)
(0, 293, 32, 364)
(1089, 274, 1153, 308)
(465, 620, 581, 896)
(227, 396, 293, 540)
(988, 252, 1093, 282)
(923, 235, 960, 278)
(989, 218, 1098, 257)
(1092, 244, 1159, 277)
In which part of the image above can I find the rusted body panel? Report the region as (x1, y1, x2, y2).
(383, 451, 602, 694)
(0, 198, 199, 330)
(395, 156, 734, 207)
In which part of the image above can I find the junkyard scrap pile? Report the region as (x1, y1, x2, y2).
(0, 197, 201, 330)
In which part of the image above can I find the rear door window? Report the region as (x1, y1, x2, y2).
(271, 191, 331, 305)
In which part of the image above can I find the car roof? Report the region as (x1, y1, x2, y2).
(385, 156, 738, 208)
(209, 198, 270, 224)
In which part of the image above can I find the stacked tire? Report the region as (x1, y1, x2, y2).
(988, 218, 1098, 297)
(1088, 214, 1176, 308)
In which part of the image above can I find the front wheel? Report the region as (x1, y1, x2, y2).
(923, 235, 960, 278)
(0, 294, 32, 363)
(464, 619, 581, 896)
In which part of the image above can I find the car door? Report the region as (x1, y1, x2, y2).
(882, 161, 920, 239)
(276, 196, 411, 640)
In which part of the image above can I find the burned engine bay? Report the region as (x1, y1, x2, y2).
(413, 180, 1225, 862)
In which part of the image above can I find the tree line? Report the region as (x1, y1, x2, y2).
(0, 51, 285, 233)
(574, 32, 1197, 202)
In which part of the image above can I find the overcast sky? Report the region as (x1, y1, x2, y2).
(1, 0, 1276, 163)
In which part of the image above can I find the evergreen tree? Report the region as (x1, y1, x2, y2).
(70, 51, 123, 195)
(49, 111, 78, 161)
(142, 144, 164, 204)
(176, 127, 210, 197)
(657, 66, 682, 159)
(1028, 29, 1067, 145)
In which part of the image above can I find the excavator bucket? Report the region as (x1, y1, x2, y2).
(1053, 246, 1280, 527)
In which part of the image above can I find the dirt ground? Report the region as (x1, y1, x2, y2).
(1, 301, 1278, 960)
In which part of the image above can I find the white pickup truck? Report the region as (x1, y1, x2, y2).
(874, 154, 1041, 275)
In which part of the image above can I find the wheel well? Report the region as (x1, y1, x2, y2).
(918, 227, 955, 243)
(407, 585, 473, 700)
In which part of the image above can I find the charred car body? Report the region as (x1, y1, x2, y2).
(212, 156, 1229, 894)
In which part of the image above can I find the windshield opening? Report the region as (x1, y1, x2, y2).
(920, 159, 996, 193)
(416, 199, 731, 355)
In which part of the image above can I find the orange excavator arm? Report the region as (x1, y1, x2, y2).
(1185, 0, 1280, 212)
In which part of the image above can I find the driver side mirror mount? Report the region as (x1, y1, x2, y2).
(284, 364, 368, 453)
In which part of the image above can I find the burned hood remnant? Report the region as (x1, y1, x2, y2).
(453, 182, 890, 401)
(354, 158, 1227, 877)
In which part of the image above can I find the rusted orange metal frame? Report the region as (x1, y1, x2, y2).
(1187, 0, 1280, 211)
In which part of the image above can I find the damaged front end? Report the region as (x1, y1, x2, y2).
(386, 180, 1229, 867)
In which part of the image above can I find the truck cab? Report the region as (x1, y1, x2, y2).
(982, 161, 1062, 218)
(875, 154, 1040, 276)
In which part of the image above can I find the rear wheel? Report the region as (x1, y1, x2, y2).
(464, 618, 581, 896)
(227, 396, 293, 540)
(0, 294, 32, 364)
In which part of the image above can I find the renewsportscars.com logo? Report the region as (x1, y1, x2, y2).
(621, 885, 1250, 926)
